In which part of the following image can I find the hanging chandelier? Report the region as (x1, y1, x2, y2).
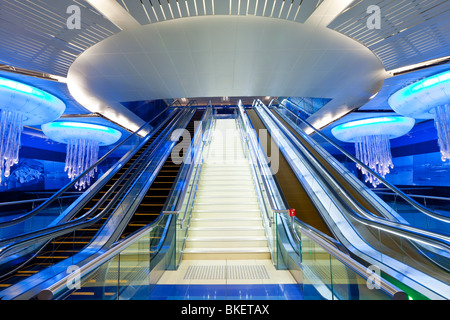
(388, 69, 450, 162)
(41, 121, 122, 190)
(332, 116, 415, 187)
(0, 77, 65, 183)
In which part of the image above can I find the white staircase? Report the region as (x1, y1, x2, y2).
(183, 118, 271, 260)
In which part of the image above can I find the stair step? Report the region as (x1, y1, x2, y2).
(184, 247, 270, 253)
(182, 247, 271, 260)
(188, 227, 265, 237)
(190, 219, 263, 228)
(191, 209, 261, 214)
(186, 236, 268, 248)
(192, 204, 259, 211)
(191, 212, 262, 219)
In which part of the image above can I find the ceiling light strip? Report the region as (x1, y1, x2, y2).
(167, 0, 176, 19)
(292, 1, 301, 21)
(140, 0, 153, 23)
(149, 0, 161, 21)
(278, 0, 286, 18)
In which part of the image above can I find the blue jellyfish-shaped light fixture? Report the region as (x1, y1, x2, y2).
(388, 69, 450, 162)
(0, 77, 66, 182)
(42, 121, 122, 190)
(332, 116, 415, 187)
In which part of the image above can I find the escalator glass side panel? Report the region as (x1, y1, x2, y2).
(0, 109, 178, 242)
(255, 102, 450, 300)
(119, 110, 205, 239)
(0, 111, 184, 294)
(274, 105, 450, 235)
(58, 109, 206, 299)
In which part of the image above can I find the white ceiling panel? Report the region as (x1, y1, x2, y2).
(328, 0, 450, 71)
(0, 0, 120, 77)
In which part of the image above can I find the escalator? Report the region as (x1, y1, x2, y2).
(250, 100, 450, 299)
(0, 110, 184, 293)
(246, 109, 334, 238)
(31, 104, 408, 301)
(119, 110, 204, 239)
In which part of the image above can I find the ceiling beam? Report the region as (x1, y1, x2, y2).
(84, 0, 141, 30)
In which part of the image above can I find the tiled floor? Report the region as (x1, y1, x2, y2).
(147, 259, 304, 300)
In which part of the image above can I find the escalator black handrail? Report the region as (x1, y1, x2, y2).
(37, 110, 201, 299)
(270, 98, 450, 224)
(0, 108, 190, 276)
(0, 109, 187, 253)
(255, 101, 450, 251)
(0, 107, 174, 229)
(0, 108, 183, 249)
(240, 101, 353, 270)
(237, 101, 312, 267)
(242, 102, 407, 299)
(373, 191, 450, 202)
(0, 134, 163, 282)
(236, 105, 280, 227)
(0, 195, 79, 208)
(256, 101, 450, 299)
(0, 110, 176, 249)
(97, 108, 197, 248)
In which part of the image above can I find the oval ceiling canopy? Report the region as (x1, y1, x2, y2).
(67, 15, 386, 128)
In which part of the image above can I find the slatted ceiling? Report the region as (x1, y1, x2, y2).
(159, 0, 172, 20)
(186, 0, 196, 15)
(215, 0, 229, 15)
(295, 0, 320, 23)
(255, 0, 265, 16)
(358, 1, 447, 46)
(195, 0, 204, 15)
(205, 0, 214, 15)
(168, 0, 181, 18)
(230, 0, 239, 15)
(279, 0, 291, 19)
(287, 0, 302, 20)
(178, 0, 190, 17)
(247, 0, 257, 15)
(151, 0, 166, 21)
(328, 0, 450, 70)
(123, 0, 151, 24)
(239, 0, 248, 16)
(262, 0, 273, 17)
(117, 0, 321, 26)
(272, 0, 283, 18)
(0, 0, 119, 76)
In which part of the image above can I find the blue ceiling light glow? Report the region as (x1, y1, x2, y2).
(41, 121, 122, 146)
(332, 116, 415, 142)
(0, 77, 66, 183)
(45, 121, 121, 137)
(336, 116, 407, 131)
(388, 69, 450, 162)
(0, 77, 64, 117)
(41, 121, 122, 190)
(332, 116, 415, 187)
